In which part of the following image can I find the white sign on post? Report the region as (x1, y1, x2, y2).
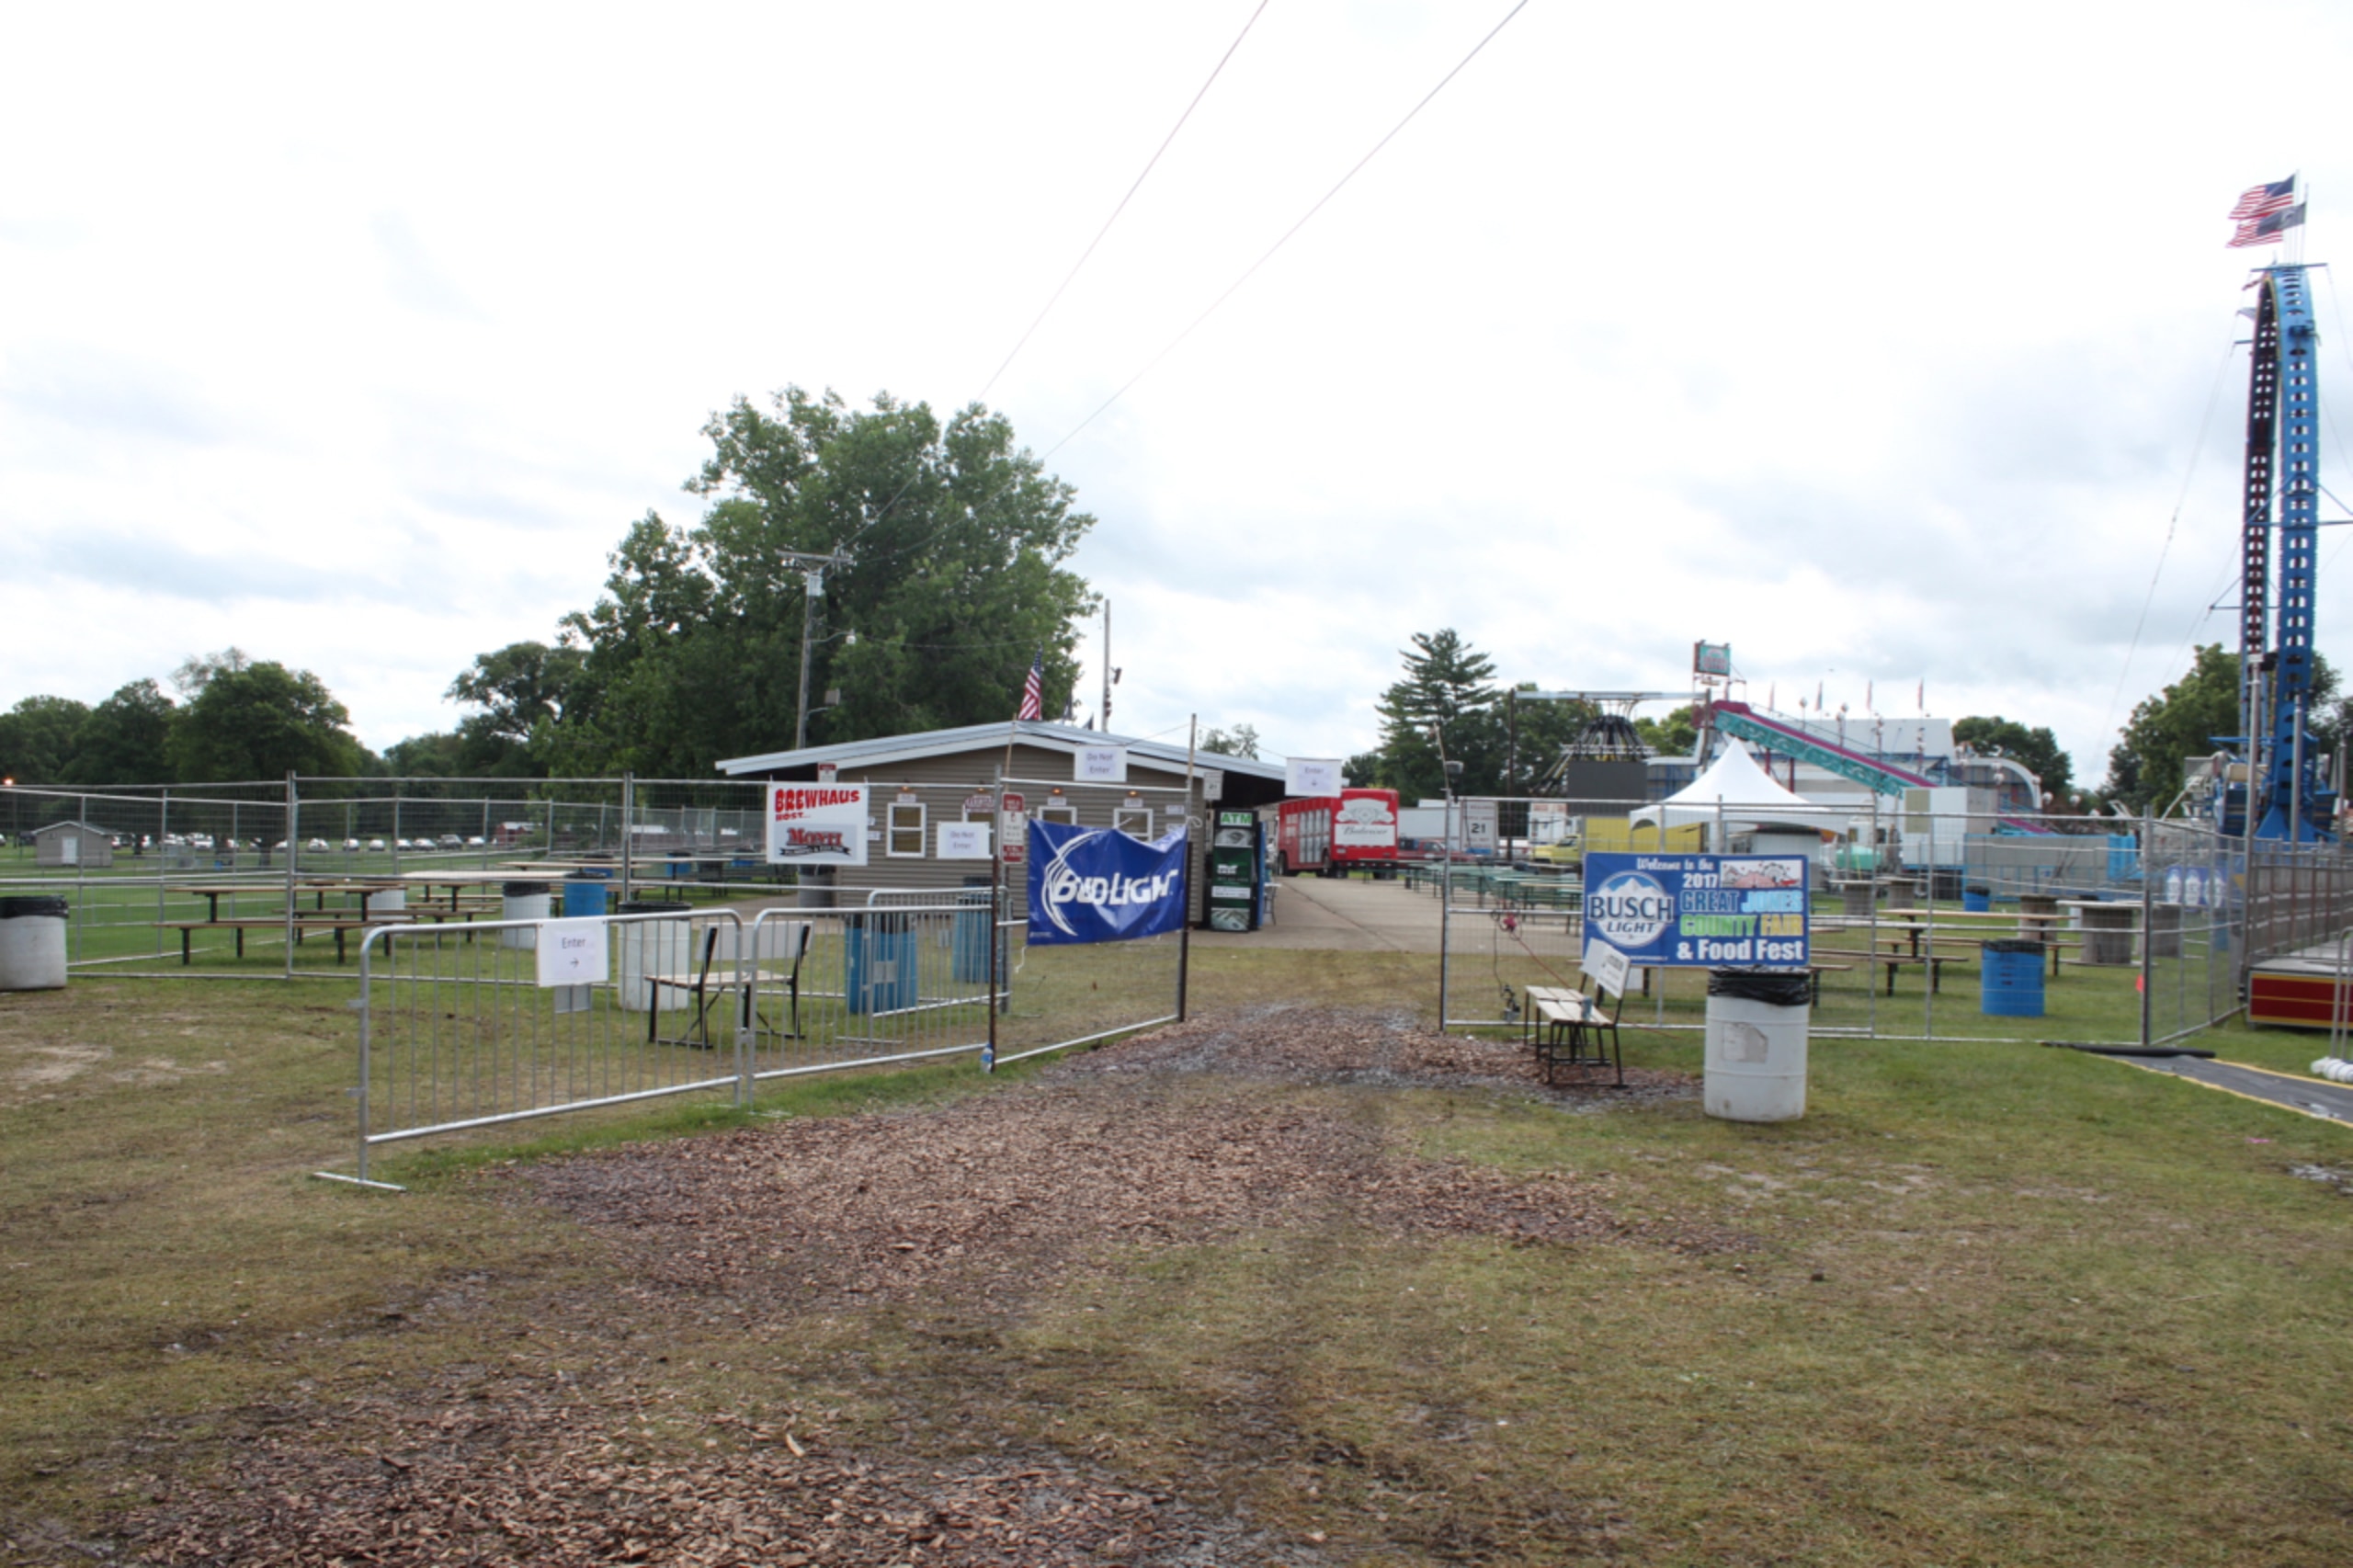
(1075, 744, 1128, 783)
(937, 821, 993, 859)
(765, 782, 870, 867)
(1584, 938, 1631, 999)
(1285, 757, 1341, 797)
(536, 918, 610, 987)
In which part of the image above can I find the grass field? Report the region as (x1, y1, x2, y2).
(3, 951, 2351, 1563)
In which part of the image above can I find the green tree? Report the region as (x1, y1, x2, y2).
(1633, 703, 1701, 757)
(167, 661, 365, 782)
(1370, 630, 1503, 799)
(0, 696, 93, 784)
(64, 680, 177, 785)
(546, 388, 1095, 774)
(1199, 723, 1260, 760)
(2106, 645, 2242, 812)
(440, 640, 585, 776)
(1953, 715, 2074, 801)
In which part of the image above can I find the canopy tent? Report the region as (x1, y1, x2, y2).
(1631, 738, 1826, 832)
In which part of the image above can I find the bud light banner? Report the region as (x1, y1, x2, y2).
(1582, 853, 1809, 969)
(1027, 819, 1189, 946)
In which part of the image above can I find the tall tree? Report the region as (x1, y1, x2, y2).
(546, 388, 1095, 775)
(1953, 715, 2074, 801)
(0, 696, 92, 784)
(2106, 645, 2241, 812)
(439, 640, 585, 776)
(1370, 630, 1503, 800)
(167, 661, 365, 782)
(64, 680, 177, 785)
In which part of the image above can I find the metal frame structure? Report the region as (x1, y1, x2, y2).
(2241, 265, 2336, 840)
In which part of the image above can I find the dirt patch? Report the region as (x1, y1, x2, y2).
(131, 1374, 1306, 1567)
(124, 1008, 1716, 1565)
(523, 1007, 1716, 1313)
(1062, 1005, 1694, 1104)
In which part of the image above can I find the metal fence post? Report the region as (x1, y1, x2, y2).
(285, 771, 300, 980)
(620, 772, 635, 909)
(2139, 807, 2154, 1048)
(1437, 790, 1454, 1032)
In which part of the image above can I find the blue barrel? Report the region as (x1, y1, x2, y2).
(1980, 938, 2044, 1017)
(951, 885, 1003, 985)
(846, 916, 919, 1014)
(1962, 884, 1992, 913)
(562, 876, 609, 918)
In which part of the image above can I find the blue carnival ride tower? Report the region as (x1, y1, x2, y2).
(2234, 264, 2337, 841)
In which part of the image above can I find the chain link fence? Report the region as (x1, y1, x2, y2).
(1432, 795, 2353, 1046)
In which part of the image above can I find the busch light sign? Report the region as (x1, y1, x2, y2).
(1026, 818, 1189, 946)
(1583, 853, 1809, 969)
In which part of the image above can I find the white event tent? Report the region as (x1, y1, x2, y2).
(1631, 739, 1826, 834)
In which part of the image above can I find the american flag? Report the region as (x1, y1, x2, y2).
(1017, 652, 1043, 721)
(2231, 203, 2305, 248)
(2229, 176, 2296, 222)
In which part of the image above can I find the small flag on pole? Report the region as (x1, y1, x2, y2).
(2228, 176, 2296, 222)
(2231, 203, 2305, 248)
(1017, 651, 1044, 721)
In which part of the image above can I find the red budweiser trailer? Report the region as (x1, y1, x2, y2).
(1275, 788, 1401, 876)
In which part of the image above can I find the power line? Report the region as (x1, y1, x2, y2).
(976, 1, 1270, 403)
(822, 6, 1271, 563)
(1040, 0, 1532, 460)
(2099, 333, 2239, 743)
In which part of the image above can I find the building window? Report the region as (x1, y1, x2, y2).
(888, 801, 926, 857)
(1113, 806, 1153, 838)
(1040, 801, 1079, 825)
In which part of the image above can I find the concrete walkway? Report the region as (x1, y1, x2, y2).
(1192, 873, 1448, 953)
(2127, 1054, 2353, 1126)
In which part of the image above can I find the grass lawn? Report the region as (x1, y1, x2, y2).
(3, 952, 2350, 1564)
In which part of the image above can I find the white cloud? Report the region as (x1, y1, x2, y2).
(3, 0, 2350, 793)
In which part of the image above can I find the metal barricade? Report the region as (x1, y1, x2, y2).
(334, 906, 745, 1187)
(738, 903, 997, 1086)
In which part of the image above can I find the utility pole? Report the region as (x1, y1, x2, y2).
(784, 549, 851, 751)
(1100, 600, 1113, 732)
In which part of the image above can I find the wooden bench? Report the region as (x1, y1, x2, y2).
(1521, 983, 1623, 1086)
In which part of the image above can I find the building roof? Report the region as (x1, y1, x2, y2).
(31, 820, 110, 835)
(715, 720, 1288, 783)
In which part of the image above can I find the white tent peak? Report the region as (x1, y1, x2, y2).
(1631, 737, 1820, 829)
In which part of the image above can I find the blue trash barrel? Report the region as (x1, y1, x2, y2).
(562, 875, 610, 918)
(1980, 938, 2045, 1017)
(846, 915, 919, 1014)
(1962, 884, 1992, 913)
(950, 882, 1003, 986)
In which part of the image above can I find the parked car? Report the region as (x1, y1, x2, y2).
(368, 838, 387, 851)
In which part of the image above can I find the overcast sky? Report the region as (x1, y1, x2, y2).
(6, 1, 2353, 783)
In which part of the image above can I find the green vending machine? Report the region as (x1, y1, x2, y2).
(1205, 809, 1263, 932)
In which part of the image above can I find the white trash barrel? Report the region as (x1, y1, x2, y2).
(616, 902, 690, 1012)
(499, 881, 551, 949)
(1703, 970, 1812, 1122)
(362, 886, 408, 922)
(0, 897, 69, 991)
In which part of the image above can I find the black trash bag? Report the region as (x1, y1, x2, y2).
(0, 897, 69, 920)
(1981, 938, 2044, 956)
(1706, 969, 1812, 1006)
(501, 881, 551, 897)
